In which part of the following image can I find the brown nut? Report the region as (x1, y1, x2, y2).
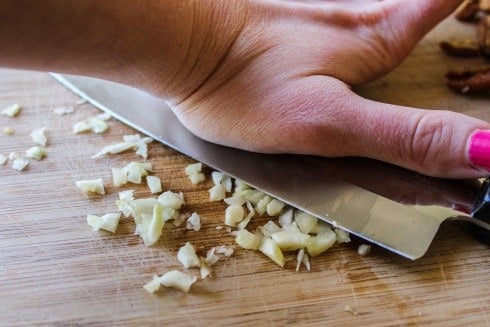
(456, 0, 482, 22)
(446, 66, 490, 93)
(439, 39, 480, 57)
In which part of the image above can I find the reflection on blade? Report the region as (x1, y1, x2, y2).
(51, 73, 474, 260)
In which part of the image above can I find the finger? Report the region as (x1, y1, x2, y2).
(278, 77, 490, 178)
(387, 0, 464, 40)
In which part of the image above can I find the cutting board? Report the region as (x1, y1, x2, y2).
(1, 16, 489, 326)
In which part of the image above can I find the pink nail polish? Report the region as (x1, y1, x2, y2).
(469, 129, 490, 171)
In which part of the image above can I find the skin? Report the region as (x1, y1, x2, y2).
(0, 0, 487, 178)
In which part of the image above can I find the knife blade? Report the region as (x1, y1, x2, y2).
(51, 73, 477, 260)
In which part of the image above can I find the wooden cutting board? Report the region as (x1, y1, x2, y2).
(1, 16, 489, 326)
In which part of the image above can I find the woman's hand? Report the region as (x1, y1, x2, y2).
(163, 0, 490, 178)
(1, 0, 488, 178)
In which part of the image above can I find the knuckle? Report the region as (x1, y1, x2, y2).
(406, 112, 453, 174)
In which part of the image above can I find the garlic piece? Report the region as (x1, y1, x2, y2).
(143, 275, 162, 294)
(75, 178, 105, 195)
(294, 211, 318, 234)
(3, 126, 14, 135)
(25, 146, 46, 160)
(158, 191, 185, 210)
(112, 167, 128, 187)
(177, 242, 200, 269)
(52, 107, 74, 115)
(12, 157, 28, 171)
(235, 229, 261, 250)
(224, 205, 244, 227)
(357, 244, 372, 257)
(0, 155, 6, 165)
(306, 228, 336, 257)
(271, 230, 310, 252)
(160, 270, 197, 293)
(146, 175, 162, 194)
(186, 213, 201, 231)
(86, 212, 121, 233)
(258, 237, 285, 267)
(2, 103, 21, 117)
(31, 127, 47, 146)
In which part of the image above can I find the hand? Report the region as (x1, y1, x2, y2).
(162, 0, 489, 178)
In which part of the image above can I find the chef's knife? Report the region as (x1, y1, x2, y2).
(51, 73, 489, 260)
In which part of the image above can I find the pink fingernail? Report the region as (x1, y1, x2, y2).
(469, 129, 490, 171)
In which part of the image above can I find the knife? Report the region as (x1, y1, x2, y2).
(51, 73, 490, 260)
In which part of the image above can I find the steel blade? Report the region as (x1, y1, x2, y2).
(52, 73, 465, 260)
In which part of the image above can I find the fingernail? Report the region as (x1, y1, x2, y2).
(468, 129, 490, 171)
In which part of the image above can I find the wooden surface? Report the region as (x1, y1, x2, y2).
(1, 17, 489, 327)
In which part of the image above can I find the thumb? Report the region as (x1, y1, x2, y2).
(388, 0, 464, 40)
(331, 94, 490, 178)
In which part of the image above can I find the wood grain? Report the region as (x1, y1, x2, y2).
(1, 17, 489, 327)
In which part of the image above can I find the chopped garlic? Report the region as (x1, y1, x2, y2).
(214, 245, 234, 257)
(294, 211, 318, 234)
(52, 106, 74, 115)
(89, 117, 109, 133)
(266, 199, 285, 216)
(146, 175, 162, 194)
(9, 152, 18, 160)
(278, 208, 293, 227)
(306, 228, 336, 257)
(243, 190, 265, 205)
(160, 270, 197, 293)
(144, 203, 165, 246)
(75, 178, 105, 195)
(234, 179, 250, 193)
(93, 142, 135, 157)
(224, 195, 246, 207)
(12, 157, 28, 171)
(125, 162, 150, 184)
(259, 237, 285, 267)
(31, 127, 47, 146)
(25, 146, 46, 160)
(211, 171, 225, 185)
(255, 195, 272, 216)
(204, 247, 220, 266)
(158, 191, 185, 210)
(172, 213, 187, 226)
(259, 220, 281, 237)
(112, 167, 128, 187)
(189, 172, 206, 185)
(92, 135, 152, 159)
(200, 260, 212, 279)
(186, 213, 201, 231)
(0, 155, 6, 165)
(296, 248, 311, 272)
(87, 212, 121, 233)
(3, 126, 14, 135)
(185, 162, 202, 176)
(73, 115, 109, 134)
(119, 190, 134, 201)
(271, 230, 310, 252)
(143, 275, 162, 294)
(209, 183, 226, 201)
(235, 229, 261, 250)
(177, 242, 200, 269)
(2, 103, 21, 117)
(335, 228, 351, 243)
(236, 201, 254, 230)
(309, 221, 333, 235)
(224, 205, 244, 227)
(116, 190, 135, 217)
(357, 244, 371, 257)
